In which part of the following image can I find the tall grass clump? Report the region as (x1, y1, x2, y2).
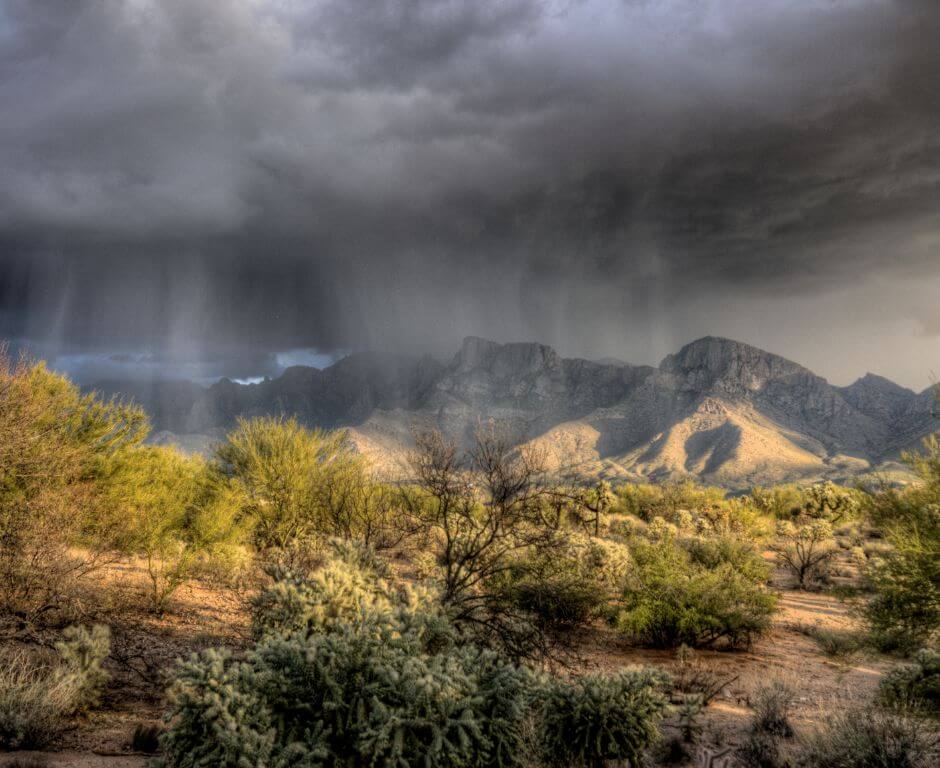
(797, 709, 938, 767)
(0, 624, 111, 749)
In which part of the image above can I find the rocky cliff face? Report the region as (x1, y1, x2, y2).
(93, 336, 938, 487)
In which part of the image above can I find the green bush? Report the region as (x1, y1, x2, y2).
(616, 536, 776, 649)
(879, 648, 940, 715)
(683, 534, 770, 582)
(163, 553, 669, 768)
(111, 447, 247, 613)
(797, 709, 938, 767)
(496, 536, 626, 633)
(614, 481, 727, 522)
(215, 416, 406, 552)
(0, 348, 147, 620)
(506, 569, 606, 632)
(539, 669, 670, 768)
(864, 437, 940, 653)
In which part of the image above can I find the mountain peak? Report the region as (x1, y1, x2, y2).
(660, 336, 809, 395)
(662, 336, 803, 374)
(849, 372, 914, 396)
(453, 336, 561, 376)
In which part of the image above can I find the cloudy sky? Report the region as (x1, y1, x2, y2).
(1, 0, 938, 388)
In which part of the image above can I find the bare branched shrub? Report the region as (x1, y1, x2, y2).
(771, 518, 835, 589)
(401, 425, 582, 660)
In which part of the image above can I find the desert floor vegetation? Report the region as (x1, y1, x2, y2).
(0, 350, 937, 767)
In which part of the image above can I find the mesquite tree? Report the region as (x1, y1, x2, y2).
(402, 426, 580, 660)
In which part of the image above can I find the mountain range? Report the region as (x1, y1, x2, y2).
(91, 336, 938, 488)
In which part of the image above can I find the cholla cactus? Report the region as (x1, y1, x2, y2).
(803, 483, 859, 523)
(675, 509, 694, 532)
(159, 648, 275, 768)
(539, 668, 671, 768)
(648, 516, 677, 540)
(54, 624, 110, 712)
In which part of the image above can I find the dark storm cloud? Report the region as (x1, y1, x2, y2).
(1, 0, 939, 386)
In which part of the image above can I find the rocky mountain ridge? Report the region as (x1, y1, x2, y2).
(92, 336, 937, 487)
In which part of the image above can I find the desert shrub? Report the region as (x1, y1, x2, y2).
(750, 680, 795, 738)
(615, 481, 726, 522)
(734, 680, 796, 768)
(863, 441, 940, 652)
(0, 623, 111, 748)
(684, 534, 770, 582)
(797, 708, 939, 767)
(879, 648, 940, 715)
(771, 518, 836, 589)
(318, 471, 416, 550)
(497, 535, 627, 633)
(111, 447, 247, 613)
(737, 728, 784, 768)
(793, 622, 864, 663)
(502, 559, 607, 633)
(539, 668, 670, 768)
(215, 416, 360, 550)
(131, 722, 163, 753)
(0, 654, 77, 749)
(0, 347, 147, 620)
(749, 484, 807, 519)
(616, 535, 776, 649)
(164, 546, 668, 768)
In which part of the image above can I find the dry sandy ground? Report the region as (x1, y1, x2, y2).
(0, 558, 894, 768)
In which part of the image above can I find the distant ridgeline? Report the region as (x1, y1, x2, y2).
(90, 336, 938, 489)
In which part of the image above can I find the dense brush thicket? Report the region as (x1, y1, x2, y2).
(160, 547, 670, 768)
(615, 531, 775, 649)
(864, 436, 940, 652)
